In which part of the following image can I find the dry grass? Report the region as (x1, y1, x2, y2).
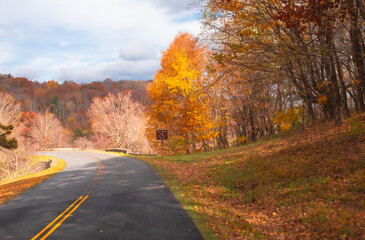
(0, 155, 66, 205)
(130, 114, 365, 239)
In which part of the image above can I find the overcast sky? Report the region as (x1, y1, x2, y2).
(0, 0, 201, 83)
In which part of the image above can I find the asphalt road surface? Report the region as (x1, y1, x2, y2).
(0, 152, 203, 240)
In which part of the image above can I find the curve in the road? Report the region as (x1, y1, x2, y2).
(0, 151, 203, 240)
(31, 154, 103, 240)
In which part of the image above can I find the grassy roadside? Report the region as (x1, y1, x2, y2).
(0, 155, 66, 205)
(123, 114, 365, 239)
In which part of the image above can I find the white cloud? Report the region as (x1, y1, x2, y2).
(55, 58, 159, 83)
(12, 67, 41, 80)
(157, 0, 195, 13)
(0, 0, 202, 82)
(0, 52, 14, 65)
(119, 42, 159, 61)
(0, 42, 16, 64)
(59, 41, 70, 47)
(0, 66, 10, 74)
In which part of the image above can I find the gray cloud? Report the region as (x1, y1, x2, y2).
(119, 42, 159, 61)
(157, 0, 195, 13)
(12, 67, 41, 80)
(55, 58, 159, 83)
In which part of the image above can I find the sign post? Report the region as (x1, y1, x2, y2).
(156, 130, 168, 158)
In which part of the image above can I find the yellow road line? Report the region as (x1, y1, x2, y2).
(82, 157, 103, 196)
(86, 160, 103, 195)
(40, 195, 89, 240)
(31, 196, 83, 240)
(31, 155, 104, 240)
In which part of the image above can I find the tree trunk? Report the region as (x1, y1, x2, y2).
(320, 31, 342, 123)
(306, 100, 316, 124)
(349, 0, 365, 112)
(191, 133, 196, 153)
(355, 0, 365, 22)
(249, 106, 256, 142)
(332, 36, 351, 117)
(185, 133, 190, 154)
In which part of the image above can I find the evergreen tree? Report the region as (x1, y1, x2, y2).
(0, 124, 18, 150)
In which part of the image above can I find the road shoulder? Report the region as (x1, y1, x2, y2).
(0, 155, 66, 205)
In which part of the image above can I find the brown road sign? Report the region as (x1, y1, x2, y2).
(156, 130, 168, 140)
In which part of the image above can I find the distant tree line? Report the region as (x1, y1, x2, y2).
(0, 76, 150, 140)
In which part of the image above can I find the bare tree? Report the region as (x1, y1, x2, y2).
(0, 92, 29, 179)
(0, 92, 23, 138)
(0, 92, 21, 125)
(0, 147, 29, 180)
(88, 92, 147, 153)
(30, 111, 70, 150)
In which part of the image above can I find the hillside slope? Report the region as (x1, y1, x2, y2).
(134, 114, 365, 239)
(0, 76, 150, 137)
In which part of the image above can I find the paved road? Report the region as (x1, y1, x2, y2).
(0, 152, 203, 240)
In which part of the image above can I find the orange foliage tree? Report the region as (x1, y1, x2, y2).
(147, 33, 215, 154)
(46, 80, 59, 90)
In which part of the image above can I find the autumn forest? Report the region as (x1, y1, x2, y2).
(0, 0, 364, 239)
(1, 0, 365, 177)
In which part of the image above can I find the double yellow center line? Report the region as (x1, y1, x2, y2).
(31, 156, 103, 240)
